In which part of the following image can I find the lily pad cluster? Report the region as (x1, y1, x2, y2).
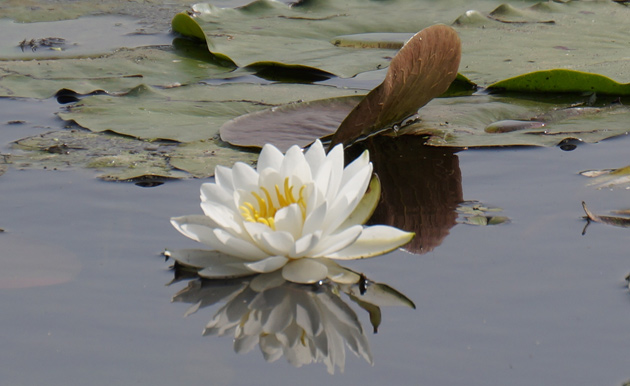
(2, 0, 630, 181)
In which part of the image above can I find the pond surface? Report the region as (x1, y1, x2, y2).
(2, 95, 630, 385)
(2, 1, 630, 385)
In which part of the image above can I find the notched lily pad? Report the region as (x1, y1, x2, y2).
(5, 129, 256, 181)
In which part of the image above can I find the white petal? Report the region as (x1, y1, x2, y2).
(243, 221, 294, 256)
(282, 258, 328, 284)
(324, 164, 372, 233)
(301, 201, 327, 238)
(340, 149, 370, 188)
(202, 227, 269, 260)
(281, 145, 312, 185)
(232, 162, 259, 192)
(200, 200, 245, 237)
(308, 225, 362, 257)
(273, 204, 304, 240)
(214, 165, 234, 193)
(170, 215, 219, 242)
(304, 139, 326, 175)
(326, 225, 415, 260)
(290, 231, 322, 258)
(244, 255, 289, 273)
(325, 143, 344, 198)
(257, 143, 285, 172)
(337, 175, 381, 229)
(200, 182, 233, 207)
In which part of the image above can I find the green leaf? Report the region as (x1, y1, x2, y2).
(398, 94, 630, 147)
(6, 129, 256, 180)
(58, 83, 360, 142)
(0, 45, 234, 98)
(456, 1, 630, 85)
(488, 70, 630, 95)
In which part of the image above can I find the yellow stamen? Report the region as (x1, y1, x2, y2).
(240, 177, 307, 230)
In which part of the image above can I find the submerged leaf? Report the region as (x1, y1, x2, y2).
(330, 24, 461, 147)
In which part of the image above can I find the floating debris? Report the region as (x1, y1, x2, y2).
(18, 37, 67, 52)
(581, 201, 630, 234)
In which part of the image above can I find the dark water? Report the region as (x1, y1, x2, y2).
(1, 94, 629, 385)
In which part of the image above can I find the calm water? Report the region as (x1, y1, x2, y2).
(2, 5, 630, 386)
(2, 95, 629, 385)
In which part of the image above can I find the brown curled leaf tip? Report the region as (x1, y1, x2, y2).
(330, 24, 462, 148)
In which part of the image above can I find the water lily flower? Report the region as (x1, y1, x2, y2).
(170, 140, 414, 284)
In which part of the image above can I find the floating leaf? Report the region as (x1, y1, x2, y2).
(58, 83, 360, 142)
(6, 129, 256, 180)
(399, 94, 630, 147)
(456, 1, 630, 85)
(580, 165, 630, 189)
(582, 201, 630, 230)
(330, 24, 461, 147)
(220, 95, 363, 151)
(488, 70, 630, 95)
(0, 45, 235, 98)
(457, 201, 510, 226)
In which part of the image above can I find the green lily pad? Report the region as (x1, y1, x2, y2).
(0, 45, 234, 98)
(172, 0, 504, 78)
(456, 1, 630, 85)
(488, 70, 630, 95)
(398, 94, 630, 147)
(58, 82, 361, 142)
(5, 129, 257, 180)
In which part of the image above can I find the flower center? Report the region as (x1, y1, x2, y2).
(240, 177, 306, 230)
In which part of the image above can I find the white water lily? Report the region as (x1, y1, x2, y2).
(170, 140, 414, 284)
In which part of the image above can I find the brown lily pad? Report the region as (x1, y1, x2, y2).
(330, 24, 461, 148)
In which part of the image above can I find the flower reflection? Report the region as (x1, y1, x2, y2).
(347, 136, 464, 254)
(170, 140, 414, 284)
(170, 268, 414, 374)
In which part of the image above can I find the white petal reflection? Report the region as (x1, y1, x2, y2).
(170, 270, 414, 374)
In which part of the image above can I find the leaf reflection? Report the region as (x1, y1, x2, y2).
(169, 266, 414, 374)
(347, 135, 463, 254)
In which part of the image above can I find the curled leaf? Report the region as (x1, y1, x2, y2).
(582, 201, 630, 230)
(330, 24, 461, 148)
